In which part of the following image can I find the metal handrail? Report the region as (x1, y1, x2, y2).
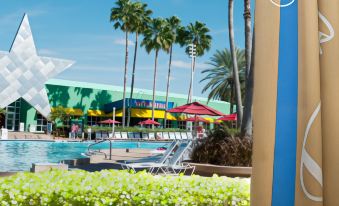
(87, 138, 113, 160)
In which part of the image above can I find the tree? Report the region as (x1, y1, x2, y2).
(163, 16, 182, 128)
(127, 2, 152, 127)
(228, 0, 243, 127)
(48, 106, 68, 135)
(241, 0, 253, 137)
(141, 18, 172, 128)
(200, 48, 245, 114)
(111, 0, 137, 128)
(178, 21, 212, 103)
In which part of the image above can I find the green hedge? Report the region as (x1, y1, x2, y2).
(0, 170, 250, 206)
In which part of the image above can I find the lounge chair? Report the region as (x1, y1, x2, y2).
(162, 132, 170, 140)
(119, 141, 178, 164)
(153, 141, 195, 175)
(175, 132, 182, 139)
(169, 132, 176, 140)
(120, 141, 179, 169)
(123, 141, 194, 175)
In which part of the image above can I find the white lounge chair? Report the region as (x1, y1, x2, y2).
(114, 132, 122, 139)
(121, 132, 128, 139)
(123, 141, 194, 175)
(162, 132, 170, 140)
(181, 132, 188, 140)
(175, 132, 182, 140)
(120, 141, 179, 170)
(169, 132, 176, 140)
(119, 141, 178, 164)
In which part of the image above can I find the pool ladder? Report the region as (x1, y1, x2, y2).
(87, 139, 113, 160)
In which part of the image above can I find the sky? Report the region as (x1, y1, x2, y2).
(0, 0, 254, 98)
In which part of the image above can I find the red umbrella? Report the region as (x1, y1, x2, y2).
(99, 119, 121, 124)
(138, 119, 161, 126)
(167, 102, 225, 116)
(217, 113, 237, 121)
(184, 116, 209, 123)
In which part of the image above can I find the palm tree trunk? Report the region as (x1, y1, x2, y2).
(151, 49, 159, 129)
(228, 0, 243, 127)
(127, 32, 138, 127)
(230, 83, 234, 114)
(164, 45, 173, 128)
(241, 0, 253, 137)
(241, 29, 255, 137)
(122, 31, 129, 128)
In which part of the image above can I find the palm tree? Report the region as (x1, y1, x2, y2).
(178, 21, 212, 103)
(111, 0, 136, 128)
(241, 0, 253, 137)
(200, 48, 245, 114)
(228, 0, 243, 127)
(141, 18, 172, 128)
(163, 16, 182, 128)
(127, 2, 152, 127)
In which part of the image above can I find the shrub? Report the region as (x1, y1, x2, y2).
(0, 170, 250, 206)
(191, 126, 252, 167)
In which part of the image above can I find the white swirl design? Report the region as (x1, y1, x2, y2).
(319, 12, 335, 55)
(270, 0, 295, 7)
(300, 103, 323, 202)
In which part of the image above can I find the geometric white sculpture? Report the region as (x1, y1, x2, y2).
(0, 14, 74, 117)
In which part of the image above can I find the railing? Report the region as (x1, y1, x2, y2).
(87, 139, 113, 160)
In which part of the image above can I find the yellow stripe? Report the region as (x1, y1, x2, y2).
(131, 108, 176, 120)
(51, 107, 83, 116)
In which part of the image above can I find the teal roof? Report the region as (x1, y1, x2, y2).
(46, 78, 230, 106)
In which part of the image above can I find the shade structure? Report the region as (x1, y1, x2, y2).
(138, 119, 160, 126)
(217, 113, 237, 121)
(251, 1, 338, 206)
(184, 116, 209, 123)
(99, 119, 121, 124)
(167, 102, 224, 116)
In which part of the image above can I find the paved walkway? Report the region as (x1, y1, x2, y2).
(72, 148, 154, 172)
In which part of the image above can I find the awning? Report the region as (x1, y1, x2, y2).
(131, 108, 176, 120)
(87, 109, 123, 117)
(51, 107, 83, 116)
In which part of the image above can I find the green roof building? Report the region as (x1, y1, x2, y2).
(4, 79, 231, 133)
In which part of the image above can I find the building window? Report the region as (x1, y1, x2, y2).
(87, 116, 102, 126)
(36, 113, 47, 132)
(178, 121, 187, 130)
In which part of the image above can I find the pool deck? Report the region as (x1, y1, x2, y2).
(72, 148, 153, 172)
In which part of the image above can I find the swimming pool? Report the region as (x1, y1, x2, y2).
(0, 141, 168, 172)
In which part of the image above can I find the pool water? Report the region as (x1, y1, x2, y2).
(0, 141, 168, 172)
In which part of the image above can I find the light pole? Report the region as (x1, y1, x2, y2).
(188, 43, 196, 103)
(187, 43, 196, 132)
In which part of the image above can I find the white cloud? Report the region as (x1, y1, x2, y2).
(114, 38, 135, 46)
(172, 60, 209, 70)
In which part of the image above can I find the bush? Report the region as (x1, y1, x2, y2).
(191, 126, 252, 167)
(0, 170, 250, 206)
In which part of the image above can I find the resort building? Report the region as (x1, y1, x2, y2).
(2, 79, 231, 133)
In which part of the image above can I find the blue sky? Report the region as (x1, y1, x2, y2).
(0, 0, 253, 98)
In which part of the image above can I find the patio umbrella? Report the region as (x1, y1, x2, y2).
(217, 113, 237, 121)
(167, 102, 225, 116)
(184, 116, 209, 123)
(138, 119, 161, 126)
(99, 119, 121, 124)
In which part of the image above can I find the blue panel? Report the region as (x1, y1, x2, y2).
(271, 1, 298, 206)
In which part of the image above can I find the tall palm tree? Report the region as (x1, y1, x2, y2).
(178, 21, 212, 103)
(228, 0, 243, 127)
(241, 0, 253, 137)
(141, 18, 172, 128)
(163, 16, 182, 128)
(110, 0, 136, 128)
(200, 48, 245, 114)
(127, 2, 152, 127)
